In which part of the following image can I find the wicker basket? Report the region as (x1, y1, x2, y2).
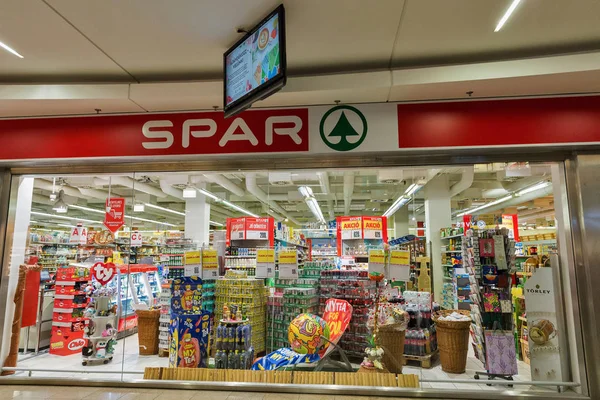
(136, 309, 160, 355)
(432, 310, 471, 373)
(377, 324, 406, 374)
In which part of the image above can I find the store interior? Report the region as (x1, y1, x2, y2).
(1, 162, 572, 393)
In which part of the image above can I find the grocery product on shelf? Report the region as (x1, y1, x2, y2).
(214, 317, 254, 370)
(215, 273, 267, 354)
(49, 265, 92, 356)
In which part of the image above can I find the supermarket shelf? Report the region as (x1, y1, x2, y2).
(440, 234, 463, 240)
(275, 238, 308, 249)
(225, 255, 257, 258)
(521, 240, 556, 246)
(31, 242, 78, 246)
(442, 250, 462, 253)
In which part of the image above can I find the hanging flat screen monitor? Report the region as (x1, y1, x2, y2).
(223, 4, 286, 118)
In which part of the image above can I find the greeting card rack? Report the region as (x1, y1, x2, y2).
(465, 228, 517, 385)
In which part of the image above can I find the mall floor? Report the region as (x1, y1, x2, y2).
(0, 386, 446, 400)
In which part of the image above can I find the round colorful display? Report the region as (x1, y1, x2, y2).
(288, 313, 331, 354)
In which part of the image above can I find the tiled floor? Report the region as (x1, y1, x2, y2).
(12, 333, 542, 393)
(0, 386, 428, 400)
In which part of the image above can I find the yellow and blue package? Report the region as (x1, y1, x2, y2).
(171, 276, 203, 314)
(251, 347, 320, 370)
(169, 311, 211, 368)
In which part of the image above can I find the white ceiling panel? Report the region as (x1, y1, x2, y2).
(389, 70, 600, 102)
(0, 99, 144, 118)
(45, 0, 405, 81)
(0, 0, 132, 82)
(392, 0, 600, 67)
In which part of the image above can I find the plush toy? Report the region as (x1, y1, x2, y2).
(96, 339, 108, 358)
(102, 323, 116, 337)
(82, 342, 94, 357)
(83, 306, 96, 319)
(106, 339, 117, 355)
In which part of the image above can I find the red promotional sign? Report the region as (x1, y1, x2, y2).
(362, 216, 388, 242)
(22, 269, 41, 327)
(91, 262, 117, 286)
(463, 215, 472, 235)
(397, 96, 600, 149)
(104, 197, 125, 233)
(320, 298, 353, 357)
(0, 108, 309, 161)
(244, 217, 275, 246)
(226, 217, 246, 244)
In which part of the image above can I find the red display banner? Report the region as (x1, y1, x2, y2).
(502, 214, 520, 242)
(463, 215, 472, 235)
(397, 96, 600, 149)
(226, 217, 246, 244)
(245, 217, 270, 241)
(103, 198, 125, 233)
(362, 216, 388, 242)
(320, 298, 353, 357)
(22, 269, 41, 327)
(0, 108, 309, 160)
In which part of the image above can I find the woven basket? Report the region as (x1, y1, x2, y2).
(136, 309, 160, 355)
(432, 310, 471, 373)
(377, 324, 405, 374)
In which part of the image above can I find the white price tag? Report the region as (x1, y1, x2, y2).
(256, 263, 275, 279)
(279, 264, 298, 279)
(130, 231, 143, 247)
(202, 268, 219, 279)
(184, 264, 201, 277)
(160, 255, 170, 262)
(341, 229, 362, 240)
(363, 230, 382, 239)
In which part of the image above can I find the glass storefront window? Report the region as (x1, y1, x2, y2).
(0, 162, 585, 397)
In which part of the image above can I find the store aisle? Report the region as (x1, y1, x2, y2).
(0, 385, 428, 400)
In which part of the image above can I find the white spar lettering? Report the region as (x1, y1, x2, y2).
(141, 116, 303, 149)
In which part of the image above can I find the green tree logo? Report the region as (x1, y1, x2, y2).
(320, 105, 367, 151)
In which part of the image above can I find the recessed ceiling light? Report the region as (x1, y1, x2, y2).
(494, 0, 522, 32)
(0, 40, 24, 58)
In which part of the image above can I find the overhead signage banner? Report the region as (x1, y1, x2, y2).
(70, 226, 87, 245)
(1, 96, 598, 162)
(245, 217, 270, 241)
(362, 216, 383, 239)
(130, 231, 143, 247)
(338, 216, 362, 240)
(226, 217, 246, 243)
(103, 197, 125, 233)
(501, 214, 520, 242)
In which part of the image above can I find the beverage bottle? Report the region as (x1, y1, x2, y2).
(215, 350, 225, 369)
(216, 325, 223, 351)
(229, 350, 239, 370)
(228, 326, 236, 351)
(238, 349, 248, 370)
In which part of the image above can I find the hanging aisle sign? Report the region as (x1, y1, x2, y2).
(338, 216, 362, 240)
(501, 214, 520, 242)
(362, 216, 385, 240)
(245, 217, 270, 240)
(278, 249, 298, 279)
(184, 250, 201, 277)
(130, 231, 143, 247)
(103, 198, 125, 233)
(389, 250, 411, 282)
(201, 249, 218, 279)
(255, 248, 275, 278)
(69, 226, 87, 245)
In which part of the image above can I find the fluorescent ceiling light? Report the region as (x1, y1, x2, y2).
(221, 199, 259, 217)
(69, 204, 105, 214)
(144, 203, 185, 216)
(298, 186, 325, 223)
(31, 211, 101, 225)
(494, 0, 522, 32)
(57, 223, 76, 228)
(0, 40, 24, 58)
(130, 215, 177, 227)
(210, 221, 224, 227)
(383, 183, 423, 217)
(182, 185, 197, 198)
(134, 203, 145, 212)
(197, 188, 220, 201)
(456, 195, 514, 217)
(517, 181, 551, 196)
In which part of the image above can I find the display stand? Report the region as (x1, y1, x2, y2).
(440, 229, 464, 310)
(82, 294, 118, 365)
(49, 265, 92, 356)
(465, 228, 517, 386)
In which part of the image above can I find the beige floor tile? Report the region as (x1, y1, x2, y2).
(227, 392, 265, 400)
(114, 394, 160, 400)
(48, 390, 101, 400)
(82, 392, 126, 400)
(264, 394, 298, 400)
(153, 391, 195, 400)
(298, 395, 335, 400)
(189, 391, 230, 400)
